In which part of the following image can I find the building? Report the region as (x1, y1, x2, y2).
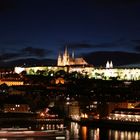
(57, 47, 88, 66)
(4, 104, 30, 113)
(14, 48, 140, 81)
(3, 95, 30, 113)
(0, 73, 24, 86)
(107, 108, 140, 122)
(0, 79, 24, 86)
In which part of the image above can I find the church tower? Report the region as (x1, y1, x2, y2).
(57, 53, 62, 66)
(63, 47, 69, 66)
(106, 60, 113, 68)
(72, 50, 75, 59)
(109, 61, 113, 68)
(106, 61, 110, 69)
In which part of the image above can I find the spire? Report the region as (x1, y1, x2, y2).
(72, 50, 75, 59)
(57, 52, 62, 66)
(110, 61, 113, 68)
(58, 52, 61, 58)
(63, 46, 69, 66)
(64, 46, 68, 55)
(106, 61, 110, 69)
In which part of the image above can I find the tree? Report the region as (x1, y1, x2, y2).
(55, 70, 66, 78)
(29, 69, 35, 75)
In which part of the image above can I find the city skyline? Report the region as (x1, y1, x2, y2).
(0, 0, 140, 66)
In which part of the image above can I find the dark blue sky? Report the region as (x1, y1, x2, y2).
(0, 0, 140, 66)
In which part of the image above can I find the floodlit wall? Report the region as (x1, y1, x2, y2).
(92, 68, 140, 80)
(4, 104, 30, 113)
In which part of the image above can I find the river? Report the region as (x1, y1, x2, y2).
(66, 122, 140, 140)
(0, 122, 139, 140)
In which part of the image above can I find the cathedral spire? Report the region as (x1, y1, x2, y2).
(72, 50, 75, 59)
(57, 52, 62, 66)
(64, 46, 68, 55)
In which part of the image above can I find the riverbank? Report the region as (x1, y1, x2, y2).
(0, 112, 64, 130)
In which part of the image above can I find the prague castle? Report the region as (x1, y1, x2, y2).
(57, 47, 88, 66)
(14, 48, 140, 81)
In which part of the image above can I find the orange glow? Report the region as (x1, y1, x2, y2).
(82, 126, 87, 140)
(81, 113, 88, 118)
(40, 112, 45, 117)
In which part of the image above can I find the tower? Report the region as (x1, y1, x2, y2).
(57, 53, 62, 66)
(106, 61, 113, 69)
(63, 47, 69, 66)
(106, 61, 110, 69)
(109, 61, 113, 68)
(72, 50, 75, 59)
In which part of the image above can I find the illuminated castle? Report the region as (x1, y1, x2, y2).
(14, 48, 140, 81)
(57, 47, 88, 66)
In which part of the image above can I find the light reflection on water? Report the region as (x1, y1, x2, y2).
(0, 138, 49, 140)
(108, 130, 140, 140)
(68, 122, 100, 140)
(70, 122, 79, 139)
(69, 122, 140, 140)
(0, 123, 140, 140)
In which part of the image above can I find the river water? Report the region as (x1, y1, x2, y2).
(67, 122, 140, 140)
(0, 122, 139, 140)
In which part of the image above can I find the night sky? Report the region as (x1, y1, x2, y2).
(0, 0, 140, 66)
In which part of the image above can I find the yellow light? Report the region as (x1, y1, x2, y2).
(81, 113, 85, 118)
(40, 112, 45, 117)
(84, 114, 88, 118)
(41, 126, 44, 130)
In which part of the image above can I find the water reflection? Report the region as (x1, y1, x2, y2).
(68, 122, 100, 140)
(81, 126, 87, 140)
(0, 138, 50, 140)
(109, 130, 140, 140)
(0, 122, 139, 140)
(70, 122, 79, 139)
(68, 122, 140, 140)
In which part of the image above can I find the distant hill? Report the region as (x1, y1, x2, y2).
(83, 51, 140, 67)
(0, 58, 56, 68)
(0, 51, 140, 68)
